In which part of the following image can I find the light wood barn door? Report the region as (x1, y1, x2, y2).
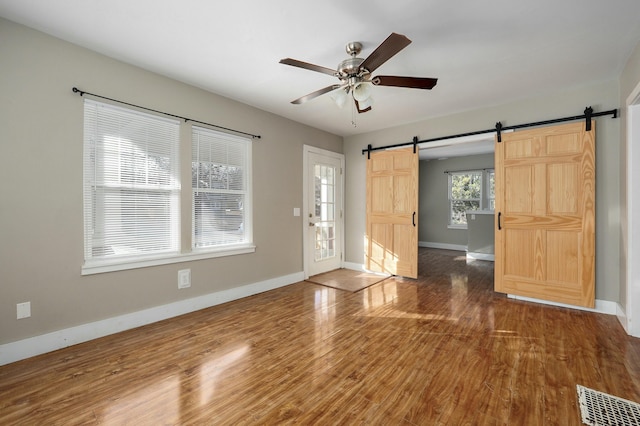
(494, 121, 595, 308)
(366, 147, 418, 278)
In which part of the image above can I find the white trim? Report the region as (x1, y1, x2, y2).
(507, 295, 618, 315)
(343, 261, 366, 272)
(466, 252, 495, 261)
(418, 241, 467, 252)
(82, 245, 256, 275)
(617, 303, 629, 334)
(0, 271, 303, 366)
(625, 82, 640, 337)
(342, 262, 395, 278)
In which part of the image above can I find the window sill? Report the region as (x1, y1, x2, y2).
(81, 244, 256, 275)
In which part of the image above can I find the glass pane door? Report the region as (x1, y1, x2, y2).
(314, 164, 336, 262)
(306, 148, 342, 277)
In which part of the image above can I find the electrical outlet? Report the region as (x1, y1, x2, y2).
(17, 302, 31, 319)
(178, 269, 191, 289)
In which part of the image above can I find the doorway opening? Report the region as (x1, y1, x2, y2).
(418, 133, 496, 263)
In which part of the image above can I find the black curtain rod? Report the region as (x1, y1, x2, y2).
(362, 107, 617, 157)
(72, 87, 261, 139)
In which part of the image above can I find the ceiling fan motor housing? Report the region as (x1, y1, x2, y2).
(338, 57, 366, 79)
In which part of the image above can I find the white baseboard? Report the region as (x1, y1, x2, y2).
(466, 252, 495, 261)
(343, 262, 391, 277)
(419, 241, 467, 252)
(616, 303, 629, 333)
(507, 294, 618, 315)
(343, 261, 366, 272)
(0, 271, 304, 366)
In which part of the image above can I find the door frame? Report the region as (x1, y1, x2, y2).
(625, 83, 640, 337)
(302, 145, 345, 279)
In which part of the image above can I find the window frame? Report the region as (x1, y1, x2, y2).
(447, 169, 494, 229)
(81, 100, 255, 276)
(191, 126, 253, 253)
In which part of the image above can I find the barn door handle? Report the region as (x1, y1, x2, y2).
(412, 212, 416, 227)
(498, 212, 502, 230)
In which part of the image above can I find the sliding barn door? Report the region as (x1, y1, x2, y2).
(494, 121, 595, 308)
(366, 148, 418, 278)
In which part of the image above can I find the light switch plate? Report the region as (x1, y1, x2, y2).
(17, 301, 31, 319)
(293, 207, 300, 217)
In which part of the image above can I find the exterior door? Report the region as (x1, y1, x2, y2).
(305, 148, 344, 277)
(366, 147, 418, 278)
(494, 121, 595, 308)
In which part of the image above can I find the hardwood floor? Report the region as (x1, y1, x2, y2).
(1, 248, 639, 425)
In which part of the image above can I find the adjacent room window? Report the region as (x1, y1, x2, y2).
(83, 99, 181, 264)
(487, 170, 496, 211)
(448, 169, 494, 227)
(192, 126, 252, 250)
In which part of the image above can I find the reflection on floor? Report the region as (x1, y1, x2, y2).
(1, 248, 639, 424)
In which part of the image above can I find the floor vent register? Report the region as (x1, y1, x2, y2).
(577, 385, 640, 425)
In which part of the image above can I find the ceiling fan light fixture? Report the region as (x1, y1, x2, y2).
(358, 95, 374, 110)
(330, 87, 349, 108)
(352, 82, 372, 102)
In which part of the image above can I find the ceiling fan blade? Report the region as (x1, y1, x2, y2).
(291, 84, 343, 104)
(279, 58, 337, 77)
(359, 33, 412, 73)
(354, 99, 372, 113)
(372, 75, 438, 90)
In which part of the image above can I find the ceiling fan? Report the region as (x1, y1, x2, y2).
(280, 32, 438, 113)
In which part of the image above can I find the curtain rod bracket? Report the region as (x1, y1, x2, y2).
(584, 106, 593, 131)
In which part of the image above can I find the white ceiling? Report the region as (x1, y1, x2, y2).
(2, 0, 640, 139)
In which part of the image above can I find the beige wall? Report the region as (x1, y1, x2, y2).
(345, 80, 621, 302)
(0, 18, 342, 345)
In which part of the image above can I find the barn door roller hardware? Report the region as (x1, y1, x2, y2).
(362, 106, 617, 155)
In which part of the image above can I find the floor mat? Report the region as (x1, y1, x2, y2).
(306, 268, 391, 292)
(577, 384, 640, 425)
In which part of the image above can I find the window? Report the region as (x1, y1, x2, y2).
(192, 127, 252, 250)
(487, 170, 495, 211)
(314, 163, 336, 261)
(83, 100, 181, 264)
(448, 169, 494, 227)
(83, 100, 254, 274)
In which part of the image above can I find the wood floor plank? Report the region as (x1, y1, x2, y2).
(1, 248, 640, 424)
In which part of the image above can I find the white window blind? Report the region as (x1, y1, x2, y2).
(83, 99, 181, 264)
(192, 126, 252, 249)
